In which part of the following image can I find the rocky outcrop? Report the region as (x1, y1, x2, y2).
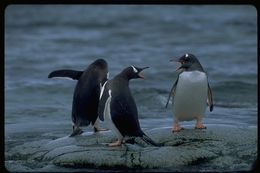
(5, 125, 257, 171)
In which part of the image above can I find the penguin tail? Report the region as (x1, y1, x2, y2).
(141, 134, 164, 147)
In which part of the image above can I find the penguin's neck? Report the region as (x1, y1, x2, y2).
(114, 75, 130, 85)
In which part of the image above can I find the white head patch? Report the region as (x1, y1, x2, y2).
(131, 66, 138, 73)
(185, 53, 189, 58)
(107, 72, 109, 79)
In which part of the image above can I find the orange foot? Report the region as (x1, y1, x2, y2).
(108, 140, 123, 147)
(195, 123, 207, 129)
(172, 123, 184, 133)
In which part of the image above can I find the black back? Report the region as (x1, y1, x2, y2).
(111, 78, 143, 137)
(71, 59, 108, 126)
(99, 66, 146, 137)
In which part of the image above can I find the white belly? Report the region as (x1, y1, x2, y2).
(172, 71, 208, 121)
(104, 90, 123, 140)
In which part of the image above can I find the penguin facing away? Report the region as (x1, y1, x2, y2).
(165, 53, 213, 132)
(48, 59, 109, 136)
(98, 66, 160, 147)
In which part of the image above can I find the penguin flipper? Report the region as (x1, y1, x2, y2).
(165, 76, 179, 108)
(207, 83, 214, 112)
(48, 69, 83, 80)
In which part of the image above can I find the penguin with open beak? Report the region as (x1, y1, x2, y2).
(166, 53, 213, 132)
(98, 66, 160, 147)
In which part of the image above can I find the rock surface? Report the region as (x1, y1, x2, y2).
(5, 125, 257, 171)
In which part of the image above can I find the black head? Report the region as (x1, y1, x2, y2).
(92, 59, 108, 70)
(170, 53, 204, 72)
(91, 58, 109, 84)
(119, 66, 149, 80)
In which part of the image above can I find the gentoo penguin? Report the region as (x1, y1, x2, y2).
(98, 66, 160, 147)
(165, 53, 213, 132)
(48, 59, 109, 136)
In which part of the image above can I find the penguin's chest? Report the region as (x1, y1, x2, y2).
(104, 90, 123, 139)
(173, 71, 208, 121)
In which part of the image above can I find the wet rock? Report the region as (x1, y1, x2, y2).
(5, 125, 257, 171)
(5, 161, 33, 172)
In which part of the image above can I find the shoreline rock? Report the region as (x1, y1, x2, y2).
(5, 124, 257, 172)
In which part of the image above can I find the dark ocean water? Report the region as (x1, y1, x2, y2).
(5, 5, 257, 171)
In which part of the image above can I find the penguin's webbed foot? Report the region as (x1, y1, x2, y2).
(195, 119, 207, 129)
(107, 140, 123, 147)
(172, 126, 184, 133)
(172, 123, 184, 133)
(195, 124, 207, 129)
(93, 127, 109, 133)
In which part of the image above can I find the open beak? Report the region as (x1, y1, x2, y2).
(138, 67, 149, 79)
(170, 58, 183, 71)
(175, 64, 184, 71)
(170, 58, 180, 62)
